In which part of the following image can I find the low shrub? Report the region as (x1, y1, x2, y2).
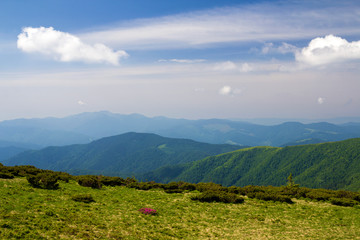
(305, 189, 334, 201)
(0, 171, 14, 179)
(240, 185, 266, 195)
(77, 175, 102, 189)
(9, 165, 43, 177)
(124, 177, 137, 186)
(247, 192, 293, 204)
(178, 182, 196, 191)
(335, 190, 360, 201)
(330, 198, 358, 207)
(191, 190, 244, 204)
(101, 176, 126, 186)
(71, 194, 95, 203)
(227, 186, 243, 195)
(162, 182, 180, 190)
(164, 189, 184, 194)
(26, 173, 59, 189)
(195, 182, 225, 192)
(54, 171, 73, 183)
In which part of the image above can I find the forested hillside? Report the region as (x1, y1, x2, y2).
(2, 132, 242, 176)
(143, 138, 360, 191)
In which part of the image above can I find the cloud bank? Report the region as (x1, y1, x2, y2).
(214, 61, 252, 72)
(296, 35, 360, 66)
(158, 59, 205, 64)
(80, 1, 360, 50)
(17, 27, 128, 65)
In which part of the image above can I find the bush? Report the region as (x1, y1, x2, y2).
(248, 192, 293, 204)
(305, 189, 334, 201)
(101, 176, 126, 186)
(77, 175, 102, 189)
(0, 171, 14, 179)
(164, 189, 184, 194)
(178, 182, 196, 191)
(71, 194, 95, 203)
(26, 173, 59, 189)
(334, 190, 360, 201)
(330, 198, 358, 207)
(195, 182, 225, 192)
(54, 171, 73, 183)
(227, 186, 243, 195)
(191, 190, 244, 204)
(240, 185, 266, 195)
(9, 165, 43, 177)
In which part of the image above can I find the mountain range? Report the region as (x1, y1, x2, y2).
(2, 129, 360, 191)
(1, 111, 360, 150)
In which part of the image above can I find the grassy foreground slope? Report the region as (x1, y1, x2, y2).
(1, 177, 360, 240)
(147, 138, 360, 191)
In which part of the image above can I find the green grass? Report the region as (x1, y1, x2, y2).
(1, 178, 360, 239)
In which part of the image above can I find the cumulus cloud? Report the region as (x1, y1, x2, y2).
(219, 85, 242, 96)
(158, 59, 205, 63)
(214, 61, 252, 72)
(296, 35, 360, 66)
(17, 27, 128, 65)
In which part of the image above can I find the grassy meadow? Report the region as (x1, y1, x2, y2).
(1, 177, 360, 239)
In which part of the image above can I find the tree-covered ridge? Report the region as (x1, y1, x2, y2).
(145, 138, 360, 191)
(2, 132, 242, 177)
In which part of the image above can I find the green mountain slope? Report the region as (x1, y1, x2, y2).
(2, 132, 242, 176)
(145, 138, 360, 191)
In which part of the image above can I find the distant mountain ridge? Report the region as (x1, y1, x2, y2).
(1, 111, 360, 148)
(143, 138, 360, 191)
(2, 132, 242, 176)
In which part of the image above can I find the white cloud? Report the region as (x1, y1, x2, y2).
(17, 27, 128, 65)
(296, 35, 360, 66)
(317, 97, 325, 104)
(214, 61, 237, 71)
(158, 59, 205, 63)
(80, 2, 360, 50)
(219, 85, 242, 96)
(78, 100, 86, 105)
(278, 43, 298, 54)
(239, 63, 252, 72)
(214, 61, 252, 72)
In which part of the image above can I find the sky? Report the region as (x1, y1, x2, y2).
(0, 0, 360, 121)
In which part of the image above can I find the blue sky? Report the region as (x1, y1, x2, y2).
(0, 0, 360, 121)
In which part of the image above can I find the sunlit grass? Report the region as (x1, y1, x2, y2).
(1, 178, 360, 239)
